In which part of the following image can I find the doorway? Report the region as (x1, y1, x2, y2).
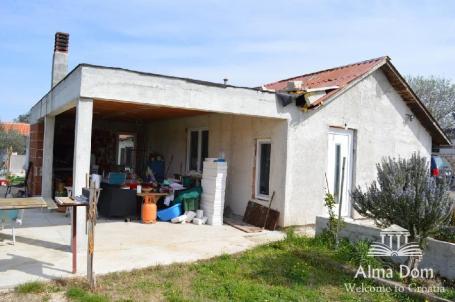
(327, 128, 354, 217)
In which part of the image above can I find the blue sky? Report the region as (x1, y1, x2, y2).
(1, 0, 454, 121)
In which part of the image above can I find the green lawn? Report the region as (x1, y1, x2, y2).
(4, 231, 426, 302)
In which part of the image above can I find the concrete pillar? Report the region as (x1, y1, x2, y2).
(72, 98, 93, 252)
(41, 115, 55, 199)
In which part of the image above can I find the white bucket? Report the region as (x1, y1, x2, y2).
(91, 174, 101, 189)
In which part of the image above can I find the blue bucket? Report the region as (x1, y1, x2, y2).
(157, 203, 183, 221)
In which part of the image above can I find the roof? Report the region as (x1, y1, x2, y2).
(263, 56, 450, 146)
(264, 57, 386, 91)
(0, 123, 30, 136)
(264, 56, 387, 106)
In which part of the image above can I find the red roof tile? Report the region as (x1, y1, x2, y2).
(263, 56, 450, 146)
(264, 56, 387, 92)
(0, 123, 30, 136)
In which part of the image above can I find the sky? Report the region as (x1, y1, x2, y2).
(1, 0, 454, 121)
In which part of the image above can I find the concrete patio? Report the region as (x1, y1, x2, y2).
(0, 206, 284, 289)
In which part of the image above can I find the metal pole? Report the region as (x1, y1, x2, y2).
(336, 157, 346, 248)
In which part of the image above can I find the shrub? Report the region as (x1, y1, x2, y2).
(434, 226, 455, 243)
(352, 153, 454, 245)
(323, 192, 345, 246)
(335, 239, 380, 267)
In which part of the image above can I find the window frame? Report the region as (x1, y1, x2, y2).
(186, 127, 209, 173)
(116, 132, 136, 170)
(255, 138, 272, 200)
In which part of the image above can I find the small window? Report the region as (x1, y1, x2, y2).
(255, 139, 271, 199)
(187, 129, 209, 172)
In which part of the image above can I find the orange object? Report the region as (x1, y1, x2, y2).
(141, 196, 157, 224)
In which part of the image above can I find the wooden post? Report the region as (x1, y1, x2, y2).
(86, 180, 100, 289)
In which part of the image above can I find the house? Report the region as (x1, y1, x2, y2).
(0, 123, 30, 136)
(0, 122, 30, 174)
(28, 33, 449, 248)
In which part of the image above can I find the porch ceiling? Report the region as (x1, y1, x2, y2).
(61, 99, 208, 122)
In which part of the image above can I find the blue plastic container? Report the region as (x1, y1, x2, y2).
(157, 203, 183, 221)
(107, 172, 126, 185)
(0, 210, 19, 222)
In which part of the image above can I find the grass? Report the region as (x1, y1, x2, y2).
(15, 281, 46, 294)
(5, 231, 436, 302)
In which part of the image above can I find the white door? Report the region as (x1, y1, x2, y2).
(327, 128, 353, 217)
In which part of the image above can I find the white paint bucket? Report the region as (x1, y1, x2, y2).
(91, 174, 101, 189)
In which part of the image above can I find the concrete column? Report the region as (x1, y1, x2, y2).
(72, 98, 93, 252)
(41, 115, 55, 199)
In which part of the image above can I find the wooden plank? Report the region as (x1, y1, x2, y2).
(243, 200, 280, 231)
(224, 217, 263, 233)
(0, 197, 48, 210)
(55, 196, 88, 207)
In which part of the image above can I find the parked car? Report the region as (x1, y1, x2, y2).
(431, 155, 453, 185)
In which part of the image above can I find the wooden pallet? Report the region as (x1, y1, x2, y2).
(243, 200, 280, 231)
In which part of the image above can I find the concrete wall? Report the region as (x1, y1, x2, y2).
(8, 154, 26, 176)
(79, 66, 292, 120)
(145, 113, 288, 224)
(284, 70, 432, 226)
(315, 216, 382, 242)
(419, 237, 455, 280)
(315, 216, 455, 280)
(30, 67, 82, 123)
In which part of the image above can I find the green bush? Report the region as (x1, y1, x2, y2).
(434, 227, 455, 243)
(352, 153, 453, 245)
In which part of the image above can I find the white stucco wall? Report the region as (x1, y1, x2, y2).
(284, 70, 432, 226)
(145, 113, 288, 225)
(79, 66, 291, 120)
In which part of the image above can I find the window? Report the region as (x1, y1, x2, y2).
(117, 133, 136, 170)
(255, 139, 271, 199)
(187, 128, 209, 172)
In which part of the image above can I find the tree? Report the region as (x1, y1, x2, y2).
(406, 75, 455, 130)
(0, 123, 27, 155)
(14, 112, 30, 123)
(351, 154, 453, 245)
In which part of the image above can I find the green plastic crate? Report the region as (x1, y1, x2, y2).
(183, 198, 200, 212)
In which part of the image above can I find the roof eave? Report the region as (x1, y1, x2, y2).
(381, 61, 451, 146)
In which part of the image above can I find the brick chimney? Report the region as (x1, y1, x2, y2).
(51, 32, 69, 88)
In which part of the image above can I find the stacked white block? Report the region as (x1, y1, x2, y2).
(201, 160, 227, 225)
